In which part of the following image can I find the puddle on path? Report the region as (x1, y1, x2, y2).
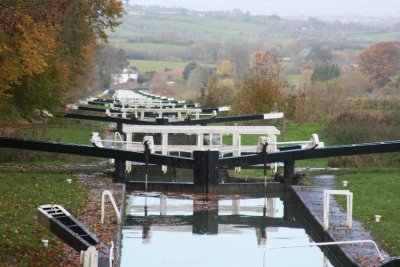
(121, 192, 335, 267)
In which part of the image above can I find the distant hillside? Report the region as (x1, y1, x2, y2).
(109, 5, 400, 63)
(127, 0, 400, 18)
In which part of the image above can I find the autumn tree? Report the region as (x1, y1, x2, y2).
(232, 51, 288, 115)
(199, 76, 219, 108)
(0, 0, 123, 118)
(198, 60, 237, 107)
(356, 41, 400, 89)
(216, 60, 236, 78)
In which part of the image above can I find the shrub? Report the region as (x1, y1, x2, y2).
(324, 110, 400, 167)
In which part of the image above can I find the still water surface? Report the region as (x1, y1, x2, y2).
(121, 192, 334, 267)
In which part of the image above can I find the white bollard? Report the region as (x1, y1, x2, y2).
(66, 178, 72, 184)
(81, 246, 98, 267)
(375, 215, 381, 222)
(41, 239, 49, 247)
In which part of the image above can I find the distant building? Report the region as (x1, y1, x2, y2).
(112, 67, 139, 84)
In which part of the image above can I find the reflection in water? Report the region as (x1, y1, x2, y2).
(122, 193, 334, 267)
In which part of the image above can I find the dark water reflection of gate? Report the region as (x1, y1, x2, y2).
(121, 192, 334, 267)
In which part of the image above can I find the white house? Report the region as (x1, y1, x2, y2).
(112, 67, 138, 84)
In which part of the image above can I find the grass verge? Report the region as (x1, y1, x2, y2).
(334, 167, 400, 256)
(0, 168, 89, 266)
(0, 117, 108, 164)
(129, 59, 216, 73)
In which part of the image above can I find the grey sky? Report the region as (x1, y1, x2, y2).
(128, 0, 400, 17)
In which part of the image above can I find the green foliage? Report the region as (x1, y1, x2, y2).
(335, 168, 400, 256)
(306, 46, 334, 63)
(183, 62, 198, 80)
(0, 169, 88, 265)
(11, 69, 65, 119)
(311, 63, 341, 82)
(138, 71, 156, 84)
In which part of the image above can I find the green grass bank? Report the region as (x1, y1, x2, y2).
(0, 168, 89, 266)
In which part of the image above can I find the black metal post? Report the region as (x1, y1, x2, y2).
(144, 141, 149, 191)
(114, 159, 126, 183)
(117, 121, 123, 134)
(116, 121, 127, 142)
(193, 150, 219, 193)
(262, 142, 268, 176)
(192, 199, 219, 235)
(283, 160, 295, 183)
(283, 199, 295, 221)
(155, 117, 169, 125)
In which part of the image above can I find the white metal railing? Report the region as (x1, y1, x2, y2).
(263, 240, 384, 266)
(101, 190, 121, 224)
(324, 190, 353, 230)
(105, 140, 141, 145)
(109, 241, 114, 267)
(105, 109, 127, 118)
(276, 141, 309, 145)
(93, 133, 323, 164)
(91, 132, 141, 148)
(114, 132, 123, 143)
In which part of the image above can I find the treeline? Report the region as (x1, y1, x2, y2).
(0, 0, 124, 120)
(127, 36, 194, 46)
(190, 46, 400, 167)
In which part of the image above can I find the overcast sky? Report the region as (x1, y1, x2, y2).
(128, 0, 400, 17)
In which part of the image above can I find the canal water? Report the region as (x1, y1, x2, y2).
(121, 192, 335, 267)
